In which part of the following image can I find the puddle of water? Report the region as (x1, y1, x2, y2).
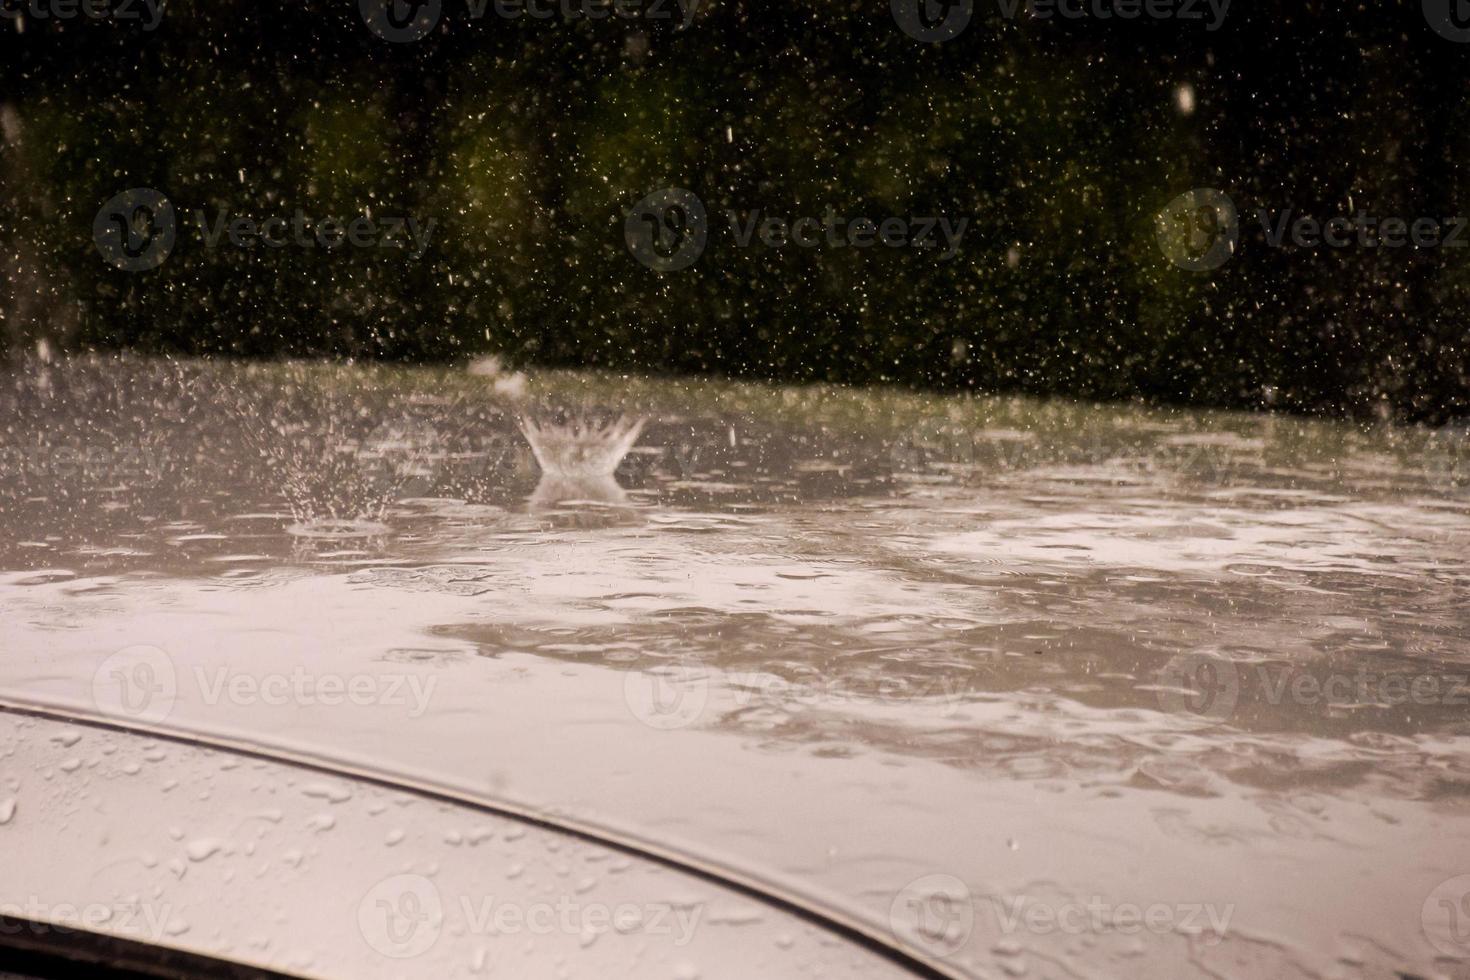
(1, 354, 1468, 979)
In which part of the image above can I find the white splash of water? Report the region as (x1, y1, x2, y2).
(518, 414, 645, 479)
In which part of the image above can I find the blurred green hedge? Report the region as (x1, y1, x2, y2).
(1, 0, 1468, 422)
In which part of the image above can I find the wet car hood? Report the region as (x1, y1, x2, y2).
(0, 707, 924, 979)
(1, 356, 1468, 979)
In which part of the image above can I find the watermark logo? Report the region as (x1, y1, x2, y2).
(1154, 651, 1240, 720)
(886, 421, 1237, 484)
(1154, 656, 1468, 720)
(891, 0, 972, 42)
(1158, 188, 1468, 271)
(989, 895, 1232, 943)
(358, 415, 449, 501)
(625, 187, 708, 272)
(727, 208, 967, 258)
(190, 665, 438, 717)
(0, 445, 168, 482)
(626, 188, 969, 271)
(729, 671, 970, 719)
(360, 0, 696, 40)
(457, 895, 701, 944)
(1256, 209, 1468, 250)
(93, 188, 176, 273)
(1156, 188, 1237, 272)
(889, 417, 1037, 472)
(91, 645, 178, 724)
(194, 208, 436, 258)
(93, 189, 436, 272)
(358, 873, 443, 958)
(894, 0, 1227, 41)
(477, 0, 698, 25)
(1422, 873, 1470, 958)
(624, 661, 968, 729)
(889, 877, 1233, 959)
(996, 0, 1230, 29)
(357, 873, 702, 957)
(623, 661, 710, 729)
(360, 0, 442, 41)
(91, 646, 438, 720)
(0, 0, 164, 31)
(889, 873, 974, 957)
(0, 899, 178, 942)
(1424, 0, 1470, 42)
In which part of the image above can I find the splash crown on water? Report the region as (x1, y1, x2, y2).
(519, 414, 645, 478)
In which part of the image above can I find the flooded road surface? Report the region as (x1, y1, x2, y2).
(1, 356, 1468, 979)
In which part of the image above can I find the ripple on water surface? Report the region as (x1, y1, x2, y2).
(0, 357, 1468, 979)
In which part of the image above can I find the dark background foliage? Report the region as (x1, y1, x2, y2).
(1, 0, 1468, 422)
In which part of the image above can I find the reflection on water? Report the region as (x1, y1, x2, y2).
(529, 473, 636, 525)
(521, 413, 644, 524)
(1, 355, 1469, 978)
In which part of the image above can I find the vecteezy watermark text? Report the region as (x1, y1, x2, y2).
(888, 875, 1232, 959)
(0, 445, 168, 481)
(624, 188, 968, 272)
(357, 874, 703, 958)
(359, 0, 698, 42)
(1157, 188, 1468, 272)
(194, 209, 435, 258)
(997, 0, 1228, 29)
(887, 875, 1234, 957)
(91, 645, 438, 723)
(0, 0, 163, 31)
(0, 899, 179, 942)
(989, 895, 1233, 941)
(93, 188, 436, 272)
(891, 0, 1227, 43)
(467, 0, 697, 25)
(1154, 651, 1469, 720)
(623, 659, 973, 730)
(727, 210, 968, 259)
